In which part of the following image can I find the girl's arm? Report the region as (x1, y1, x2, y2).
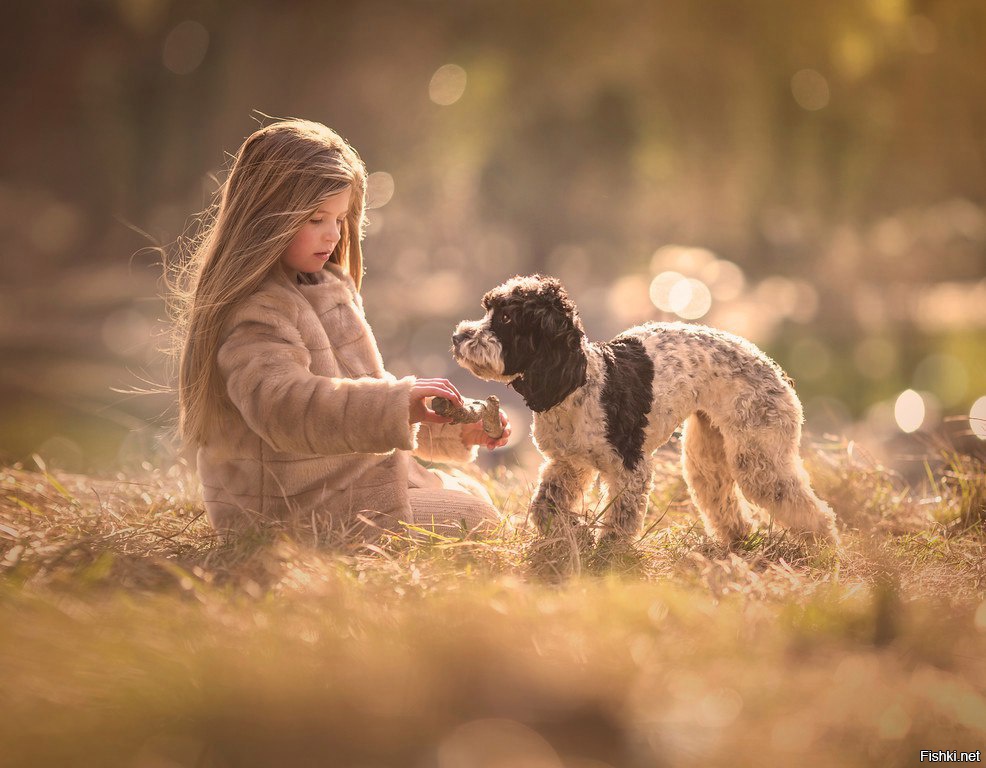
(218, 312, 419, 456)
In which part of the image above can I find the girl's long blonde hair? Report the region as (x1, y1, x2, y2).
(171, 119, 368, 446)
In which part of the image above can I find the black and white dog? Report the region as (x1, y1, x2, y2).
(451, 275, 839, 547)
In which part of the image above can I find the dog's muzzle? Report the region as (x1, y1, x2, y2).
(449, 318, 513, 382)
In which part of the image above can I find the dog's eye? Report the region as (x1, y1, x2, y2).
(499, 312, 511, 325)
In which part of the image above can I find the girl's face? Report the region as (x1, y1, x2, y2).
(281, 187, 353, 275)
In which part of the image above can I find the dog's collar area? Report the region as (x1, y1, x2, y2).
(510, 363, 587, 413)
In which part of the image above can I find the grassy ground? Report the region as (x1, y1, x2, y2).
(1, 442, 985, 768)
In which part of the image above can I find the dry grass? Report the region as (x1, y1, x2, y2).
(2, 444, 986, 767)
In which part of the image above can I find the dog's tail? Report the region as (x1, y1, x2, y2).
(681, 411, 755, 546)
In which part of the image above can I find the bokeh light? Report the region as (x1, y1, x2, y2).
(699, 259, 745, 301)
(894, 389, 926, 433)
(753, 277, 819, 323)
(791, 69, 830, 111)
(366, 171, 395, 209)
(429, 64, 467, 105)
(162, 21, 209, 75)
(649, 271, 687, 312)
(650, 245, 716, 275)
(971, 396, 986, 440)
(649, 271, 712, 319)
(668, 278, 712, 320)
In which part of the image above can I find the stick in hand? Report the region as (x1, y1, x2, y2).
(431, 395, 505, 439)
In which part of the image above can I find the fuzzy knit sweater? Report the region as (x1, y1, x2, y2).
(197, 262, 481, 536)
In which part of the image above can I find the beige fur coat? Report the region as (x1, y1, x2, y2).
(197, 262, 480, 535)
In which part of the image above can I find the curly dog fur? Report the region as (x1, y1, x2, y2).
(451, 274, 840, 547)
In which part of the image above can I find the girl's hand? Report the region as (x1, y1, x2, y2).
(409, 378, 463, 424)
(460, 411, 512, 451)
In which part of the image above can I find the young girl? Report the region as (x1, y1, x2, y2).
(174, 119, 510, 539)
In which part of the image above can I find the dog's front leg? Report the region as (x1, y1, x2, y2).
(530, 459, 594, 535)
(599, 459, 654, 542)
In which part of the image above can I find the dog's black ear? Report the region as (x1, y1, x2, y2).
(510, 313, 587, 412)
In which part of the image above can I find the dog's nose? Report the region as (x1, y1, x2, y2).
(452, 332, 469, 347)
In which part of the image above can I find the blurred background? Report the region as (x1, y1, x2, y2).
(1, 0, 984, 477)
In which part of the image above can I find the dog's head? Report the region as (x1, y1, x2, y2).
(451, 275, 588, 412)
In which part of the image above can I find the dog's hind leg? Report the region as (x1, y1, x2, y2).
(723, 431, 840, 545)
(682, 412, 756, 546)
(530, 459, 594, 535)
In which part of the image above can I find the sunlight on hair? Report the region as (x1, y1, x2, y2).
(429, 64, 467, 106)
(791, 69, 830, 111)
(894, 389, 925, 433)
(162, 21, 209, 75)
(971, 396, 986, 440)
(366, 171, 395, 209)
